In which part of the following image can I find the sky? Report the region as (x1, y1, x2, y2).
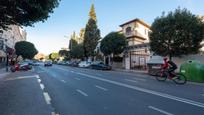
(26, 0, 204, 55)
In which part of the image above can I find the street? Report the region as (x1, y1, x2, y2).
(0, 65, 204, 115)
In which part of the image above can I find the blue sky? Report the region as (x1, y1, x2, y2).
(26, 0, 204, 55)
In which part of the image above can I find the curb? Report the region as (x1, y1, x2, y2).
(113, 69, 148, 75)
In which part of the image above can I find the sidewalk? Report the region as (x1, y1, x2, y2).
(0, 63, 5, 69)
(113, 68, 148, 75)
(113, 68, 204, 86)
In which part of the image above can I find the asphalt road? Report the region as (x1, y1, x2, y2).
(0, 64, 204, 115)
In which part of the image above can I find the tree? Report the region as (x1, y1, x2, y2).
(100, 32, 127, 56)
(58, 50, 70, 60)
(83, 4, 101, 59)
(15, 41, 38, 59)
(49, 52, 59, 61)
(0, 0, 60, 32)
(69, 35, 78, 50)
(150, 8, 204, 60)
(70, 43, 84, 59)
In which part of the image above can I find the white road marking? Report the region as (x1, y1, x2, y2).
(40, 84, 45, 90)
(148, 106, 174, 115)
(38, 79, 41, 83)
(71, 71, 74, 73)
(202, 94, 204, 97)
(61, 80, 66, 83)
(76, 89, 88, 97)
(125, 79, 138, 83)
(75, 72, 204, 108)
(5, 75, 37, 81)
(43, 92, 51, 104)
(36, 75, 40, 79)
(95, 85, 108, 91)
(51, 112, 60, 115)
(74, 78, 80, 80)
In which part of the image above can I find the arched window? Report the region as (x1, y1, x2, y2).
(126, 27, 132, 35)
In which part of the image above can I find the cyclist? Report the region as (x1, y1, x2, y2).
(162, 57, 178, 79)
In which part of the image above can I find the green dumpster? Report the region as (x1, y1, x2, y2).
(180, 60, 204, 82)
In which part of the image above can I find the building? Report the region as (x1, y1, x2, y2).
(0, 25, 27, 63)
(120, 18, 151, 70)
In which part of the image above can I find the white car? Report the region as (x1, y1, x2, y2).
(78, 61, 92, 68)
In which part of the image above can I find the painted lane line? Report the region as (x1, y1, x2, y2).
(75, 72, 204, 108)
(74, 78, 81, 80)
(36, 75, 40, 79)
(40, 84, 45, 90)
(5, 75, 37, 81)
(148, 106, 174, 115)
(61, 80, 66, 83)
(43, 92, 51, 105)
(38, 79, 41, 83)
(51, 112, 60, 115)
(95, 85, 108, 91)
(125, 79, 138, 83)
(76, 89, 88, 97)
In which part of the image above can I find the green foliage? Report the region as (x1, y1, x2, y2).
(58, 50, 69, 57)
(83, 4, 101, 58)
(84, 19, 101, 57)
(150, 8, 204, 59)
(70, 43, 84, 59)
(100, 32, 127, 56)
(89, 4, 97, 21)
(49, 52, 59, 61)
(0, 0, 60, 32)
(58, 50, 70, 60)
(15, 41, 38, 59)
(69, 37, 78, 50)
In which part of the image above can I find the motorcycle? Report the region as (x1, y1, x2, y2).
(10, 63, 32, 72)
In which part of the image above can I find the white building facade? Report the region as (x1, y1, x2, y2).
(120, 18, 151, 70)
(0, 25, 27, 63)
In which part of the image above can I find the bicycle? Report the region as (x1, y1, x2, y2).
(155, 69, 187, 84)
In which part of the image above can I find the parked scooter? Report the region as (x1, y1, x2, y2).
(10, 63, 32, 72)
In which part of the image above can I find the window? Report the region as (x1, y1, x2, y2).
(126, 27, 132, 35)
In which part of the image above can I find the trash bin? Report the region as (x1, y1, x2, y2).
(147, 56, 164, 75)
(180, 60, 204, 82)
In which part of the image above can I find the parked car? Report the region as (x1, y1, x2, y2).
(78, 61, 92, 68)
(10, 62, 32, 72)
(32, 61, 40, 66)
(44, 61, 52, 67)
(69, 61, 79, 67)
(89, 61, 111, 70)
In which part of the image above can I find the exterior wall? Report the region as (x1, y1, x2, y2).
(121, 19, 151, 70)
(1, 25, 26, 49)
(0, 25, 27, 62)
(136, 22, 150, 43)
(172, 54, 204, 72)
